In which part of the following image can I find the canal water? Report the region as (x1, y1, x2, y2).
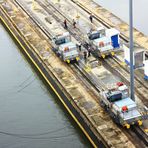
(0, 24, 91, 147)
(95, 0, 148, 36)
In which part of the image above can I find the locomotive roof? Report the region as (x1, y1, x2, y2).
(106, 28, 120, 36)
(114, 97, 136, 109)
(93, 36, 110, 44)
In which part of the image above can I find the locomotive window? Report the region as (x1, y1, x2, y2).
(107, 92, 122, 102)
(110, 97, 122, 102)
(55, 38, 66, 45)
(89, 33, 100, 40)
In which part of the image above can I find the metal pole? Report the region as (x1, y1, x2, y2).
(129, 0, 135, 101)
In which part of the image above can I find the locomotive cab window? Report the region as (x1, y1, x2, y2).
(55, 38, 66, 45)
(89, 32, 100, 40)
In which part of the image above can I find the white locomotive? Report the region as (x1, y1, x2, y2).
(52, 32, 79, 63)
(100, 82, 147, 128)
(87, 27, 120, 58)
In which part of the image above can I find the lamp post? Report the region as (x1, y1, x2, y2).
(129, 0, 135, 101)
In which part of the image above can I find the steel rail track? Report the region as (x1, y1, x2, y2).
(12, 0, 148, 147)
(12, 0, 108, 94)
(70, 0, 129, 44)
(132, 126, 148, 147)
(35, 0, 148, 103)
(69, 0, 148, 93)
(103, 58, 148, 104)
(13, 0, 106, 100)
(30, 0, 148, 124)
(113, 56, 148, 90)
(36, 0, 148, 107)
(70, 0, 148, 57)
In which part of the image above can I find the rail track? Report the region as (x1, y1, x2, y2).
(70, 0, 144, 46)
(31, 0, 148, 104)
(3, 0, 148, 147)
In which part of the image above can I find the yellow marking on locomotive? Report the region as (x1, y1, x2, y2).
(66, 59, 70, 63)
(111, 51, 115, 56)
(101, 54, 105, 59)
(76, 57, 80, 61)
(124, 124, 130, 129)
(137, 120, 142, 126)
